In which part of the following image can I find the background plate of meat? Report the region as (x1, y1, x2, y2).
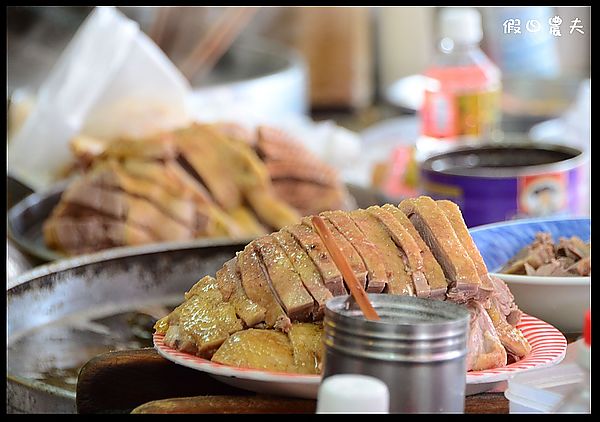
(470, 217, 590, 333)
(153, 313, 567, 399)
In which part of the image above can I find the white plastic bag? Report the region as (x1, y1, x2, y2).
(8, 6, 191, 191)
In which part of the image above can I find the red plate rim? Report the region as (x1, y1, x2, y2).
(154, 313, 567, 384)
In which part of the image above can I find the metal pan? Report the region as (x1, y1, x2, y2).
(6, 182, 386, 263)
(7, 238, 250, 413)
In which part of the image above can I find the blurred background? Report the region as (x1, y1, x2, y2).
(7, 5, 591, 220)
(7, 6, 590, 114)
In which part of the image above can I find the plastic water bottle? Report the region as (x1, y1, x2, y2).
(417, 7, 502, 161)
(553, 309, 591, 413)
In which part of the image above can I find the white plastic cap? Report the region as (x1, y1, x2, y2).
(316, 374, 390, 413)
(440, 7, 483, 44)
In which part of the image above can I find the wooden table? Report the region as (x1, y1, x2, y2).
(77, 333, 580, 414)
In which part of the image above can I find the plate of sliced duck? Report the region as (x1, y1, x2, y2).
(154, 313, 566, 398)
(8, 123, 359, 261)
(153, 196, 568, 398)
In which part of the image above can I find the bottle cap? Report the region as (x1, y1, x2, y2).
(440, 7, 483, 44)
(316, 374, 390, 413)
(583, 309, 591, 346)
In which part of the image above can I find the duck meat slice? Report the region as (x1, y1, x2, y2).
(399, 197, 480, 303)
(253, 235, 315, 322)
(381, 204, 448, 299)
(237, 246, 292, 332)
(436, 200, 495, 301)
(163, 276, 244, 358)
(349, 210, 413, 295)
(43, 214, 154, 254)
(266, 160, 340, 187)
(322, 210, 389, 294)
(486, 298, 532, 359)
(213, 258, 266, 327)
(568, 256, 591, 276)
(302, 216, 368, 290)
(272, 180, 346, 216)
(366, 206, 430, 298)
(91, 161, 198, 229)
(211, 329, 296, 372)
(273, 231, 333, 320)
(62, 180, 193, 241)
(287, 323, 324, 374)
(465, 301, 507, 371)
(557, 236, 590, 260)
(174, 125, 243, 211)
(284, 223, 346, 296)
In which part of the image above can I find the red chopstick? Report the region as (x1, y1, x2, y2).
(311, 216, 381, 321)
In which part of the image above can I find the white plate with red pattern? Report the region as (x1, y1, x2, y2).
(154, 314, 567, 399)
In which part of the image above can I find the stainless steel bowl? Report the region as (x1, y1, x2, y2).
(7, 239, 248, 413)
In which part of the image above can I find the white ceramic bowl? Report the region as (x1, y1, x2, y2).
(470, 217, 590, 334)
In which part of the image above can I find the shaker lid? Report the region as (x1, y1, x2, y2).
(584, 309, 591, 346)
(316, 374, 389, 413)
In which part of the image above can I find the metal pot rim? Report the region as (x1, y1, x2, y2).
(7, 236, 253, 291)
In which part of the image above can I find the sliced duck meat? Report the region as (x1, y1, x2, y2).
(62, 180, 193, 241)
(284, 223, 346, 296)
(99, 133, 177, 161)
(162, 276, 243, 358)
(273, 231, 333, 320)
(253, 235, 315, 322)
(213, 258, 266, 327)
(302, 217, 368, 290)
(557, 236, 590, 260)
(256, 125, 320, 162)
(43, 214, 154, 254)
(568, 256, 591, 276)
(162, 160, 217, 206)
(244, 189, 301, 230)
(175, 126, 243, 211)
(212, 122, 256, 146)
(211, 329, 296, 372)
(237, 246, 292, 332)
(349, 209, 413, 295)
(266, 160, 340, 187)
(366, 206, 430, 298)
(226, 207, 268, 237)
(501, 237, 555, 275)
(399, 197, 480, 302)
(489, 276, 522, 327)
(322, 210, 389, 293)
(287, 323, 324, 374)
(465, 301, 507, 371)
(436, 200, 495, 300)
(486, 299, 531, 359)
(91, 162, 198, 229)
(381, 204, 448, 299)
(183, 124, 300, 231)
(272, 180, 346, 216)
(501, 232, 590, 277)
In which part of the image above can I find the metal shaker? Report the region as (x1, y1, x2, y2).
(322, 294, 470, 413)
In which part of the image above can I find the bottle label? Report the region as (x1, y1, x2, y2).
(422, 89, 501, 140)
